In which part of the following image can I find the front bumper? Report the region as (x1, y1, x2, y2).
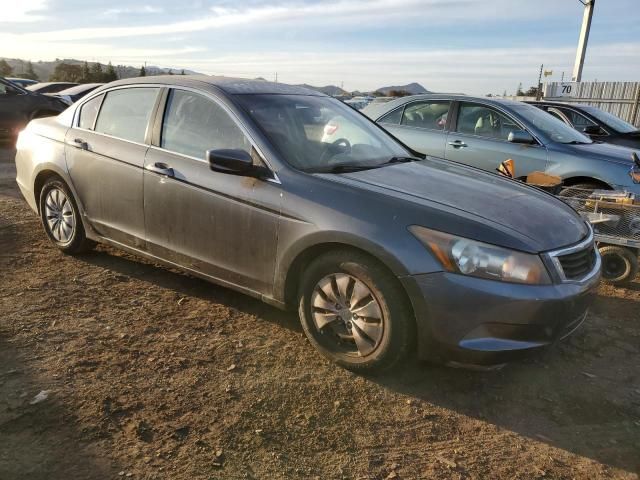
(401, 268, 600, 365)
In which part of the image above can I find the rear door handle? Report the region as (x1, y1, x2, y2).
(146, 162, 174, 177)
(448, 140, 468, 148)
(73, 138, 88, 150)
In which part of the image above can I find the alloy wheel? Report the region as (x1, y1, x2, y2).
(310, 273, 384, 357)
(44, 187, 76, 244)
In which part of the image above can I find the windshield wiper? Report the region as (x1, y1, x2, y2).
(565, 140, 592, 145)
(310, 164, 382, 174)
(383, 156, 422, 164)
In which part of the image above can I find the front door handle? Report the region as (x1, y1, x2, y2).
(73, 138, 88, 150)
(146, 162, 174, 177)
(448, 140, 468, 148)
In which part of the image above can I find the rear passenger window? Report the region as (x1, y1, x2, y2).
(160, 89, 251, 159)
(78, 94, 103, 130)
(400, 101, 450, 130)
(94, 88, 159, 143)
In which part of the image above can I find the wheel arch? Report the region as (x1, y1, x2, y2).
(562, 176, 613, 189)
(280, 240, 412, 312)
(33, 169, 65, 213)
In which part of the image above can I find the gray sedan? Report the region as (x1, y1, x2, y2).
(15, 77, 600, 372)
(364, 95, 640, 193)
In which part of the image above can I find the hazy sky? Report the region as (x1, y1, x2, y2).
(1, 0, 639, 94)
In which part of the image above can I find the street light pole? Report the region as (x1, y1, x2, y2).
(572, 0, 595, 82)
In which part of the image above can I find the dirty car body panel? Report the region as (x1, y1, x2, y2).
(15, 76, 601, 365)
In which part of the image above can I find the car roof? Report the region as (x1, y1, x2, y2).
(363, 94, 527, 120)
(57, 83, 105, 94)
(526, 100, 592, 109)
(98, 75, 326, 96)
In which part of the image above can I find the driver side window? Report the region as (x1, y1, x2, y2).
(161, 89, 251, 159)
(456, 103, 518, 141)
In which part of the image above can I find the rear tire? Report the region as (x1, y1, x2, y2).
(298, 250, 414, 373)
(599, 245, 638, 285)
(39, 178, 94, 254)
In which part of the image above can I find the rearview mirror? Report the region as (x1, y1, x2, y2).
(508, 130, 535, 145)
(207, 149, 255, 175)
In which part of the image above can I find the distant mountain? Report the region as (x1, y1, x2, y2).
(297, 84, 349, 97)
(375, 82, 430, 95)
(0, 57, 199, 81)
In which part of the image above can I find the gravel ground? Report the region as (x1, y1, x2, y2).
(1, 146, 639, 479)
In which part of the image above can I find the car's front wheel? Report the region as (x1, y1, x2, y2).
(39, 177, 94, 254)
(298, 250, 414, 373)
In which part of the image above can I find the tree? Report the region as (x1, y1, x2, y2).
(90, 62, 103, 82)
(516, 82, 524, 96)
(0, 59, 13, 77)
(180, 69, 185, 75)
(139, 65, 146, 77)
(14, 61, 39, 80)
(104, 62, 118, 82)
(167, 69, 173, 75)
(524, 86, 540, 97)
(50, 62, 83, 82)
(81, 61, 91, 83)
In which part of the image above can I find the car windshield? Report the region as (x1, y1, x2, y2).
(513, 103, 593, 144)
(581, 106, 638, 134)
(235, 94, 411, 173)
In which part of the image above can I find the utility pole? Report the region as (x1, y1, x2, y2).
(275, 72, 278, 83)
(536, 64, 543, 100)
(572, 0, 595, 82)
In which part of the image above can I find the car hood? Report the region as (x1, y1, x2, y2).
(319, 158, 588, 253)
(565, 141, 639, 164)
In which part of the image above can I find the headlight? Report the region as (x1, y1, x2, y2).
(410, 226, 551, 285)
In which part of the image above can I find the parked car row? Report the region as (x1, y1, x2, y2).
(15, 76, 603, 373)
(363, 94, 640, 195)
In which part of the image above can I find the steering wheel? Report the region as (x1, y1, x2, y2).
(320, 138, 352, 163)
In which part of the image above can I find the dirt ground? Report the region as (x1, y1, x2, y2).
(0, 145, 639, 480)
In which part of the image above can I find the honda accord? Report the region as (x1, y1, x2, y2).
(15, 76, 600, 372)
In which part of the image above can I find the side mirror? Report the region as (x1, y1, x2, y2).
(508, 130, 535, 145)
(582, 125, 603, 135)
(207, 149, 256, 176)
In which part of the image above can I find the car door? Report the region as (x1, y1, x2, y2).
(445, 101, 548, 178)
(377, 100, 450, 158)
(143, 88, 281, 295)
(64, 86, 160, 248)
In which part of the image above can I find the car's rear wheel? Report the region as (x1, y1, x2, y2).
(298, 250, 413, 373)
(39, 178, 94, 254)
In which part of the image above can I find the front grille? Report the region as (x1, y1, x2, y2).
(557, 245, 597, 280)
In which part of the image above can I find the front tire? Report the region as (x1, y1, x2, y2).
(39, 178, 94, 254)
(298, 250, 414, 373)
(599, 245, 639, 285)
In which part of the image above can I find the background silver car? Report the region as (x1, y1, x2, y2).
(363, 95, 640, 193)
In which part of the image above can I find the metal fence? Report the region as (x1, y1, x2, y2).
(544, 81, 640, 128)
